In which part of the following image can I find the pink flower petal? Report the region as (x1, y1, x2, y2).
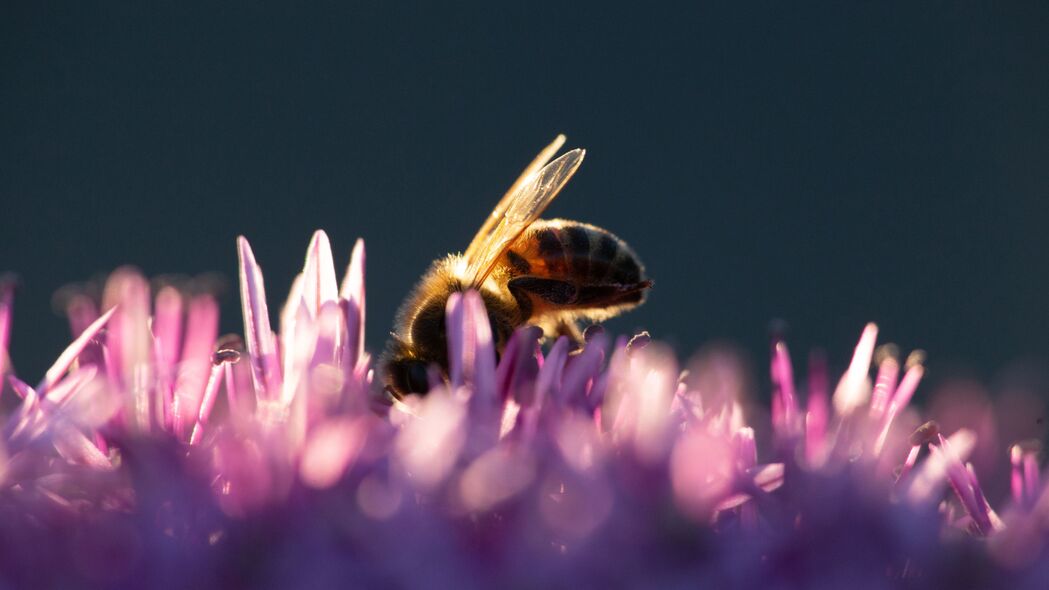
(5, 376, 39, 440)
(868, 349, 899, 421)
(280, 299, 318, 409)
(805, 351, 829, 467)
(101, 269, 152, 393)
(561, 334, 606, 407)
(172, 295, 219, 438)
(0, 278, 14, 376)
(534, 336, 570, 407)
(498, 326, 541, 406)
(873, 360, 925, 456)
(152, 286, 183, 430)
(340, 238, 366, 366)
(300, 416, 371, 489)
(301, 230, 339, 318)
(904, 428, 975, 505)
(832, 322, 878, 417)
(38, 307, 116, 394)
(770, 340, 799, 440)
(237, 236, 282, 400)
(152, 286, 184, 383)
(444, 290, 497, 401)
(52, 423, 112, 469)
(188, 353, 235, 445)
(45, 365, 98, 407)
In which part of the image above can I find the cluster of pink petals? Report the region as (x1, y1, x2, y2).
(0, 233, 1047, 589)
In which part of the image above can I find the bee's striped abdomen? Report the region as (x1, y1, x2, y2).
(508, 220, 646, 288)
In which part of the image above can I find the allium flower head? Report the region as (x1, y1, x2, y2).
(0, 231, 1047, 589)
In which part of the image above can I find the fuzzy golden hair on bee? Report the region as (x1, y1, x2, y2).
(382, 135, 652, 398)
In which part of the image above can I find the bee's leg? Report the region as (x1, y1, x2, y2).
(509, 276, 651, 309)
(508, 276, 579, 345)
(507, 277, 577, 306)
(553, 316, 584, 349)
(573, 280, 653, 307)
(508, 276, 651, 350)
(507, 277, 586, 350)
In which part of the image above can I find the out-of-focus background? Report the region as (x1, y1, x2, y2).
(3, 2, 1048, 395)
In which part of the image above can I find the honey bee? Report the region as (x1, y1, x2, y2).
(383, 135, 652, 397)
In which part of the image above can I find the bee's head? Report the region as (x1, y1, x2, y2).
(383, 292, 451, 399)
(383, 355, 434, 399)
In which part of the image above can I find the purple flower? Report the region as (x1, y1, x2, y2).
(0, 231, 1046, 588)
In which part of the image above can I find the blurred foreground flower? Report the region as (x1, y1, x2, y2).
(0, 232, 1047, 589)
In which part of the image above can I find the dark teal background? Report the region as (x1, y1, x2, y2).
(3, 2, 1048, 387)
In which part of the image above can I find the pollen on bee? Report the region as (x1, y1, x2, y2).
(450, 255, 470, 281)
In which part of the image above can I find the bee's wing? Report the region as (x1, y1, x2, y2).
(464, 134, 567, 263)
(464, 146, 586, 287)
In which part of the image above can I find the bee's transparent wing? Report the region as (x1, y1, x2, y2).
(464, 146, 586, 287)
(464, 134, 567, 263)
